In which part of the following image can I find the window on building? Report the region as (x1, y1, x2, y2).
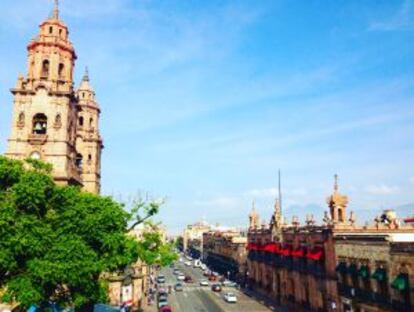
(41, 60, 50, 78)
(58, 63, 65, 80)
(49, 26, 53, 34)
(79, 116, 84, 127)
(89, 117, 93, 128)
(59, 29, 62, 36)
(17, 112, 25, 126)
(75, 154, 83, 169)
(32, 113, 47, 135)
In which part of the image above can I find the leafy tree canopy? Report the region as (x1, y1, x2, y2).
(0, 156, 175, 311)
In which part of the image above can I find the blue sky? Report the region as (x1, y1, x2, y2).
(1, 0, 414, 234)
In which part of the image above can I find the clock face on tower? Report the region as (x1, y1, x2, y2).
(30, 151, 41, 160)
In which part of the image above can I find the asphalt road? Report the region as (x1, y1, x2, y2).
(153, 260, 274, 312)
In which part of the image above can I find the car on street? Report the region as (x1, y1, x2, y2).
(185, 261, 192, 266)
(208, 275, 216, 281)
(211, 284, 222, 292)
(157, 275, 166, 283)
(173, 269, 180, 275)
(158, 298, 168, 309)
(203, 270, 211, 277)
(223, 292, 237, 303)
(159, 306, 173, 312)
(177, 274, 185, 281)
(221, 279, 233, 286)
(184, 275, 193, 283)
(158, 293, 168, 302)
(199, 280, 209, 286)
(174, 283, 183, 292)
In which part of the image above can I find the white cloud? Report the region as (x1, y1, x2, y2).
(365, 184, 399, 195)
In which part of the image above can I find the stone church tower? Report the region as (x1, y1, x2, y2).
(5, 1, 103, 194)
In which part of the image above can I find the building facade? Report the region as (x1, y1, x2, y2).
(182, 220, 211, 256)
(5, 2, 103, 194)
(203, 229, 247, 281)
(246, 177, 414, 312)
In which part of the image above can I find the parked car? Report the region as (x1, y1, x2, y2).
(203, 270, 211, 277)
(211, 284, 222, 292)
(159, 306, 173, 312)
(199, 280, 209, 287)
(223, 292, 237, 303)
(184, 275, 193, 283)
(177, 274, 185, 281)
(185, 261, 192, 266)
(173, 269, 180, 275)
(174, 283, 183, 292)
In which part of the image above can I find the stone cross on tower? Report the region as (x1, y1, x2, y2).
(326, 174, 349, 224)
(53, 0, 59, 19)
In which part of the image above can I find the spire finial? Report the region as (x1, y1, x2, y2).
(53, 0, 59, 19)
(334, 174, 339, 192)
(82, 67, 89, 82)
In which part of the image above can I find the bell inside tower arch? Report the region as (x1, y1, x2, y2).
(32, 113, 47, 135)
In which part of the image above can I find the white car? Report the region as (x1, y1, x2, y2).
(223, 292, 237, 303)
(185, 261, 192, 266)
(199, 280, 209, 286)
(177, 274, 185, 281)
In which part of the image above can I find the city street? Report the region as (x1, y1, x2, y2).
(149, 260, 274, 312)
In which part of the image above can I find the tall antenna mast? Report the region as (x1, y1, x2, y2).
(278, 169, 282, 215)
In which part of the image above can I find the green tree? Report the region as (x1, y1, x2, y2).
(0, 156, 175, 311)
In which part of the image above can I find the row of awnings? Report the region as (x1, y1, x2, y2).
(335, 262, 409, 291)
(247, 243, 324, 260)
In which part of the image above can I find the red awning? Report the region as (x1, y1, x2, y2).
(307, 247, 324, 261)
(247, 243, 258, 250)
(280, 245, 291, 256)
(291, 248, 305, 258)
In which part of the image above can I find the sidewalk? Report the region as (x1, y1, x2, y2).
(240, 288, 290, 312)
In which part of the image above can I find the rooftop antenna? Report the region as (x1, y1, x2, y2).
(278, 169, 282, 215)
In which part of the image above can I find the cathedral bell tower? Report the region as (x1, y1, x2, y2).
(75, 69, 103, 194)
(5, 1, 103, 193)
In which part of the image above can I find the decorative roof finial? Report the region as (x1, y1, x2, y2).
(53, 0, 59, 19)
(82, 67, 90, 82)
(334, 174, 339, 192)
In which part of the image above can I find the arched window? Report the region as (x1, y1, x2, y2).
(41, 60, 50, 78)
(32, 113, 47, 135)
(79, 116, 84, 127)
(59, 29, 63, 36)
(58, 63, 65, 79)
(49, 26, 53, 34)
(75, 153, 83, 169)
(17, 112, 25, 126)
(54, 114, 62, 128)
(89, 117, 93, 128)
(88, 154, 92, 164)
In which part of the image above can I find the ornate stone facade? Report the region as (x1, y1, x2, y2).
(202, 229, 247, 280)
(246, 177, 414, 312)
(5, 2, 103, 194)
